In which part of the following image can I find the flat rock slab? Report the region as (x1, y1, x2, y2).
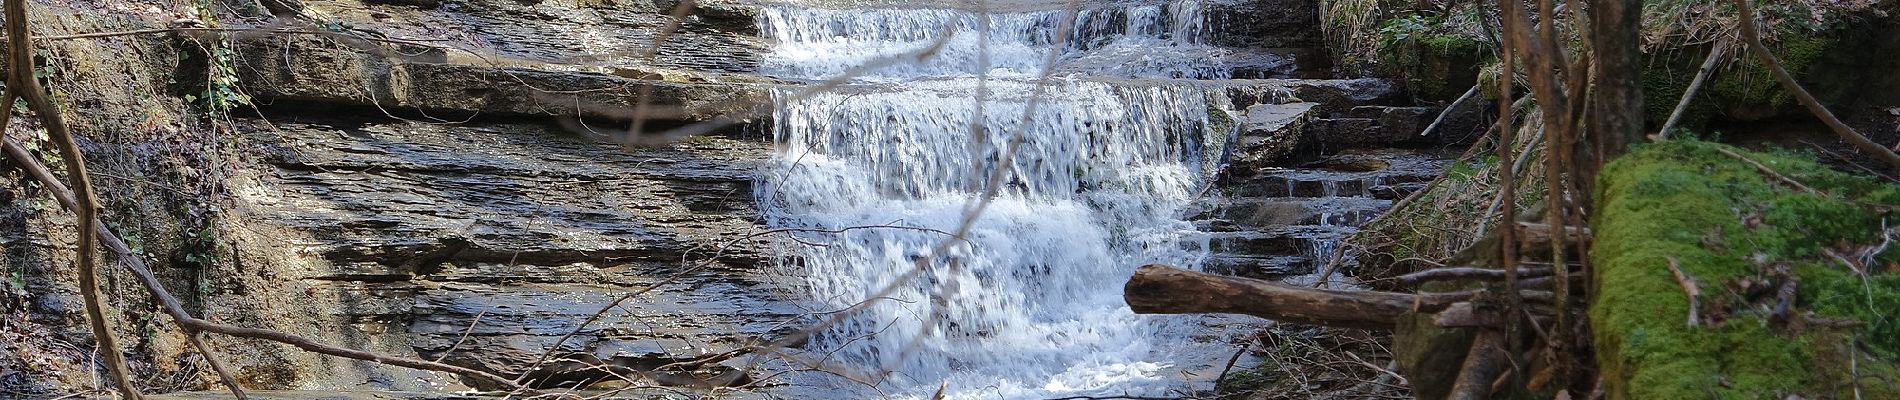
(235, 36, 779, 123)
(294, 0, 766, 72)
(1229, 102, 1317, 170)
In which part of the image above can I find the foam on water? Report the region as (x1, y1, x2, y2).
(754, 1, 1232, 398)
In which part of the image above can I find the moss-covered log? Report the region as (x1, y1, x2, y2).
(1592, 140, 1900, 399)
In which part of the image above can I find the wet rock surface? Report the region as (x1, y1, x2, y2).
(1201, 0, 1320, 49)
(1191, 150, 1448, 280)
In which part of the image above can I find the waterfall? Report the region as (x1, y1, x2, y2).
(753, 1, 1234, 398)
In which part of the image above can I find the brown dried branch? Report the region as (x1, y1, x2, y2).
(1, 135, 246, 398)
(1492, 0, 1527, 336)
(1419, 85, 1480, 139)
(3, 1, 141, 397)
(1732, 0, 1900, 171)
(1665, 257, 1702, 328)
(1126, 265, 1421, 329)
(1395, 266, 1555, 285)
(1714, 147, 1820, 195)
(1657, 40, 1728, 140)
(1122, 265, 1533, 329)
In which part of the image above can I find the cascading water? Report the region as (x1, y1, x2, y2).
(752, 1, 1244, 397)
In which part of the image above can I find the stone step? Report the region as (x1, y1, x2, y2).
(1369, 180, 1433, 200)
(1188, 196, 1391, 230)
(1222, 149, 1449, 194)
(1208, 78, 1406, 113)
(1203, 254, 1316, 279)
(1200, 225, 1353, 257)
(1224, 173, 1438, 198)
(236, 36, 778, 125)
(1306, 106, 1441, 149)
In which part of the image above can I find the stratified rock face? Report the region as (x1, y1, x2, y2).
(229, 115, 798, 388)
(1202, 0, 1319, 49)
(0, 0, 1465, 394)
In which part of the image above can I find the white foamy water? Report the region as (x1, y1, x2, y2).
(753, 1, 1235, 398)
(757, 1, 1228, 80)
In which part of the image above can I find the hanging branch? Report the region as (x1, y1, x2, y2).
(1731, 0, 1900, 171)
(1533, 0, 1577, 387)
(2, 1, 142, 397)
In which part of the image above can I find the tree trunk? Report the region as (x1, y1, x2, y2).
(1585, 0, 1645, 182)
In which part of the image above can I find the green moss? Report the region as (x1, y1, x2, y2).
(1710, 35, 1833, 109)
(1640, 54, 1718, 129)
(1370, 9, 1486, 100)
(1593, 140, 1900, 399)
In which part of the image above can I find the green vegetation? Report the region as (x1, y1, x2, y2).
(1362, 6, 1487, 99)
(1325, 0, 1882, 107)
(1592, 140, 1900, 399)
(1709, 35, 1832, 108)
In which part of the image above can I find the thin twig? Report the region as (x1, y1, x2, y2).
(1214, 345, 1247, 388)
(1420, 85, 1479, 138)
(1802, 140, 1900, 183)
(1665, 257, 1701, 328)
(515, 224, 953, 384)
(1394, 266, 1553, 285)
(1713, 147, 1820, 195)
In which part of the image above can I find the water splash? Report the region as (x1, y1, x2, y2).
(754, 1, 1235, 398)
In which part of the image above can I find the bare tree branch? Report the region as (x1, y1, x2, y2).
(1657, 40, 1727, 140)
(3, 1, 141, 397)
(1732, 0, 1900, 171)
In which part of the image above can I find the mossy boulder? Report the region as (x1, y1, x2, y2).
(1367, 8, 1487, 101)
(1592, 140, 1900, 399)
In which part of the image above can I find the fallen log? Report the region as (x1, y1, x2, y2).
(1125, 265, 1473, 329)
